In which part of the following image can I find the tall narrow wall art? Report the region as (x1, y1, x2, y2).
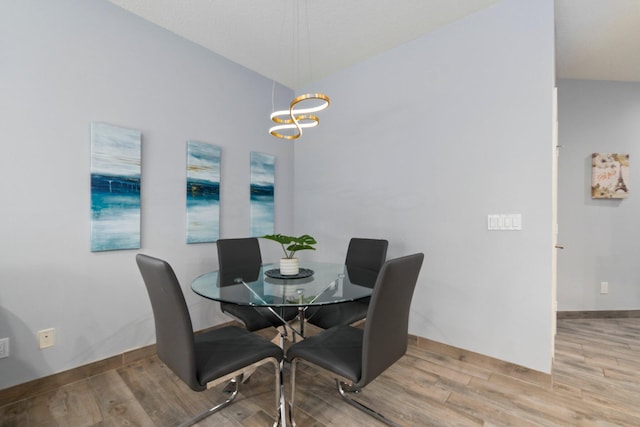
(250, 152, 275, 236)
(186, 141, 221, 243)
(90, 122, 141, 252)
(591, 153, 630, 199)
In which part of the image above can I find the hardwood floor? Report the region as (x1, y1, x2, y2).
(2, 318, 640, 426)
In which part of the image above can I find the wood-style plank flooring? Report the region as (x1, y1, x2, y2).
(2, 318, 640, 426)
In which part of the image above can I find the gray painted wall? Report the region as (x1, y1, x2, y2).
(0, 0, 294, 389)
(293, 0, 556, 373)
(557, 79, 640, 311)
(0, 0, 557, 391)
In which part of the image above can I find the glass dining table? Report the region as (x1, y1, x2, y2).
(192, 261, 378, 426)
(191, 261, 377, 339)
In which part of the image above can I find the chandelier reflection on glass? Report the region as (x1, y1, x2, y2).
(269, 1, 330, 140)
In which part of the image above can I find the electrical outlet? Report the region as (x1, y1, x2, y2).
(38, 328, 55, 349)
(600, 282, 609, 294)
(0, 338, 9, 358)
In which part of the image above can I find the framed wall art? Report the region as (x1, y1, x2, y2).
(186, 141, 221, 243)
(90, 122, 141, 252)
(250, 151, 275, 236)
(591, 153, 629, 199)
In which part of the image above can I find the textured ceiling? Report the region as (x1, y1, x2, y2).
(108, 0, 640, 88)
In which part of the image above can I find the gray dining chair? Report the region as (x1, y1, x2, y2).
(305, 238, 388, 329)
(217, 237, 298, 332)
(136, 254, 284, 427)
(286, 253, 424, 427)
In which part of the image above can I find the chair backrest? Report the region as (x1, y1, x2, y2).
(217, 237, 263, 285)
(135, 254, 201, 391)
(345, 238, 388, 273)
(359, 253, 424, 388)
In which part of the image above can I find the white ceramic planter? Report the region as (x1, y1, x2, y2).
(280, 258, 299, 275)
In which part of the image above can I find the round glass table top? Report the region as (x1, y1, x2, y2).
(191, 262, 378, 307)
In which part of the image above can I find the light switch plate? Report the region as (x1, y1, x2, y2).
(0, 338, 9, 358)
(488, 214, 522, 230)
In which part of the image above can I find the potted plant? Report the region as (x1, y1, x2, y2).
(261, 233, 317, 275)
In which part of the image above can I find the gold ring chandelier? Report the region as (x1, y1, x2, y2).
(269, 92, 330, 140)
(269, 0, 330, 140)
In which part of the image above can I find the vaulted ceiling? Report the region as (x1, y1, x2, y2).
(108, 0, 640, 89)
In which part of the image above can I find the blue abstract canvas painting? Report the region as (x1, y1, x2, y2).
(186, 141, 221, 243)
(90, 122, 141, 252)
(250, 152, 275, 237)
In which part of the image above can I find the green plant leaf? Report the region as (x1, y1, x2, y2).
(295, 234, 317, 245)
(261, 234, 295, 245)
(261, 233, 317, 258)
(286, 244, 316, 253)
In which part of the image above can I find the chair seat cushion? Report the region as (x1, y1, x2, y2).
(194, 326, 283, 386)
(285, 325, 363, 383)
(305, 299, 369, 329)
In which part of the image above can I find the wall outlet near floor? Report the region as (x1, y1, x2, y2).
(0, 337, 9, 358)
(38, 328, 55, 349)
(600, 281, 609, 294)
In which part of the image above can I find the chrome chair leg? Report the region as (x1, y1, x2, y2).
(288, 401, 297, 427)
(290, 361, 401, 427)
(289, 359, 298, 427)
(222, 375, 240, 393)
(277, 358, 287, 427)
(177, 375, 241, 427)
(336, 380, 402, 427)
(298, 306, 305, 339)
